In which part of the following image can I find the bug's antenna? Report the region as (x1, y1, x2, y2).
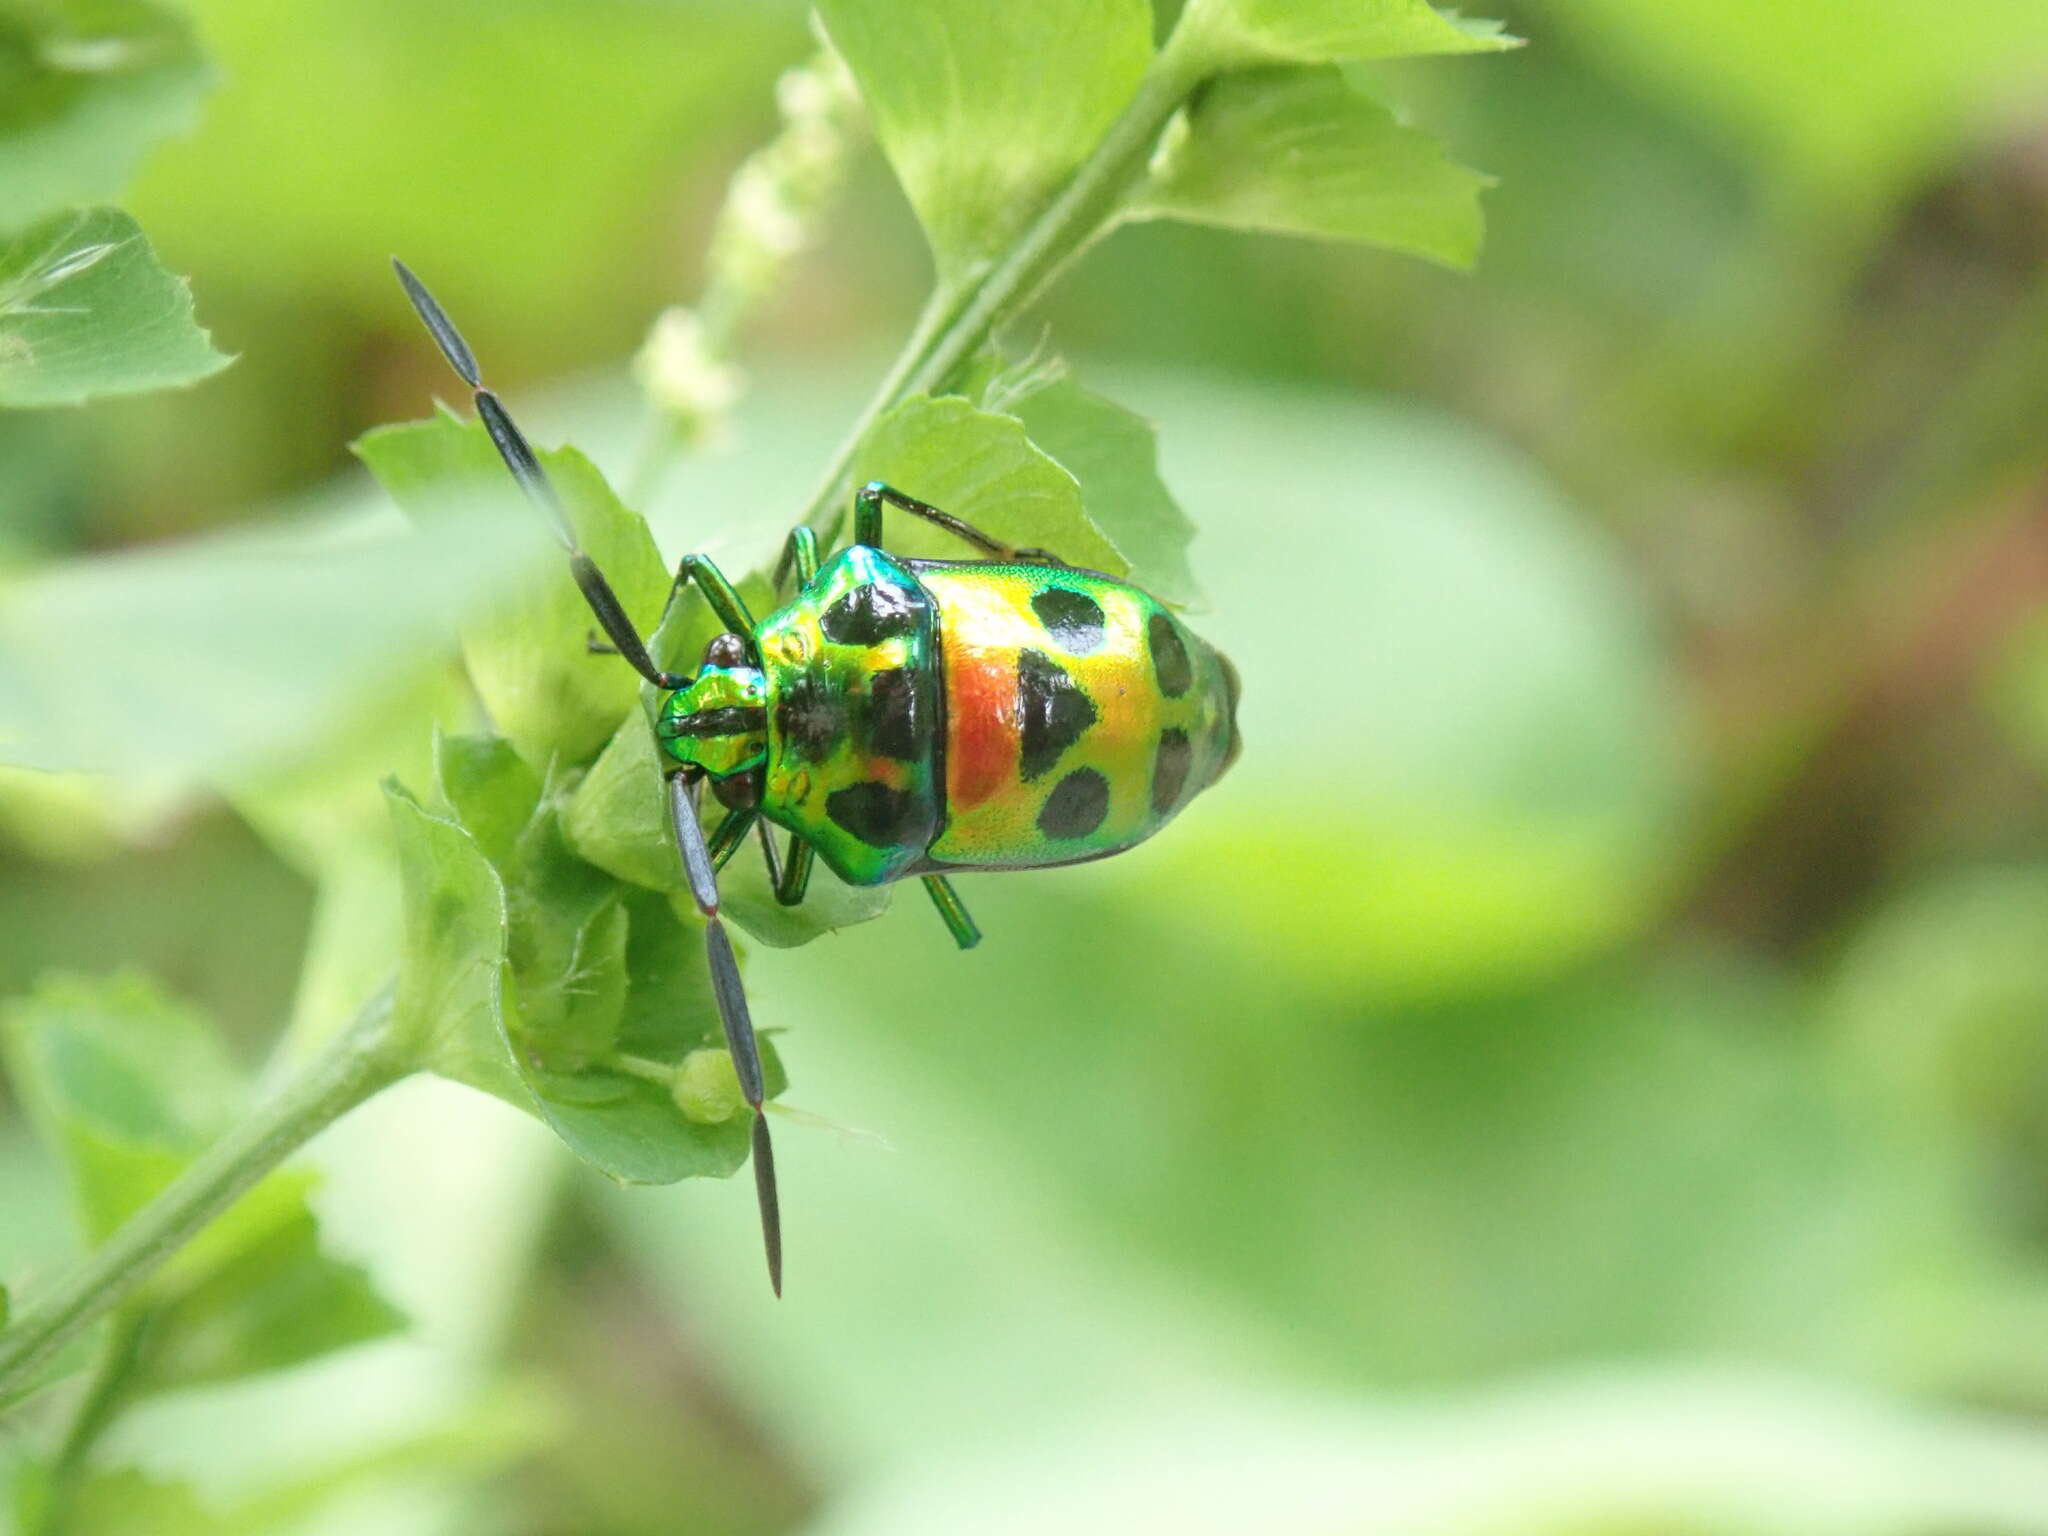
(671, 772, 783, 1295)
(390, 257, 683, 692)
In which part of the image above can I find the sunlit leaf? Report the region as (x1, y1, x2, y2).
(1176, 0, 1516, 69)
(851, 394, 1126, 575)
(0, 206, 228, 406)
(817, 0, 1152, 277)
(356, 411, 673, 768)
(0, 0, 211, 230)
(986, 365, 1205, 609)
(1134, 67, 1489, 269)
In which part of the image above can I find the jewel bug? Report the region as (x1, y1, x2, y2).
(393, 260, 1242, 1295)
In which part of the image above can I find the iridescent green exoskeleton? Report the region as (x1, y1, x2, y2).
(395, 261, 1241, 1295)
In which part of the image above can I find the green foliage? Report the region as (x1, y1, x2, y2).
(1136, 67, 1490, 268)
(0, 0, 211, 230)
(355, 411, 671, 768)
(0, 493, 549, 784)
(1177, 0, 1518, 68)
(0, 973, 402, 1388)
(386, 753, 777, 1186)
(816, 0, 1154, 278)
(0, 205, 228, 406)
(852, 393, 1127, 573)
(972, 358, 1205, 609)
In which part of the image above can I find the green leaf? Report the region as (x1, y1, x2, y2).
(1176, 0, 1517, 69)
(851, 393, 1127, 575)
(388, 769, 770, 1184)
(355, 410, 672, 768)
(1134, 67, 1489, 269)
(0, 205, 228, 407)
(2, 971, 240, 1241)
(816, 0, 1153, 276)
(0, 492, 549, 785)
(0, 974, 403, 1387)
(976, 362, 1205, 609)
(384, 778, 523, 1104)
(140, 1171, 404, 1392)
(0, 0, 211, 230)
(10, 1463, 217, 1536)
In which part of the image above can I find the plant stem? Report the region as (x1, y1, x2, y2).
(796, 38, 1211, 538)
(0, 986, 410, 1408)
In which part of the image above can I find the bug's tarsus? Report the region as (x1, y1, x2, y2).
(390, 257, 685, 692)
(670, 771, 783, 1297)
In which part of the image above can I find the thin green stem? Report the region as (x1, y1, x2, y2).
(795, 38, 1211, 539)
(0, 986, 410, 1409)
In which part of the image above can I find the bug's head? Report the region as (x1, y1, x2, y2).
(655, 632, 768, 779)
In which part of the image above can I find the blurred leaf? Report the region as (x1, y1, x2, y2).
(141, 1171, 404, 1392)
(1546, 0, 2048, 218)
(1134, 67, 1488, 269)
(803, 1373, 2048, 1536)
(1176, 0, 1516, 68)
(817, 0, 1153, 277)
(0, 973, 403, 1389)
(0, 493, 550, 784)
(126, 0, 804, 329)
(1983, 610, 2048, 777)
(10, 1461, 217, 1536)
(852, 393, 1127, 574)
(0, 205, 228, 406)
(0, 0, 210, 230)
(356, 410, 672, 768)
(982, 363, 1205, 609)
(2, 971, 240, 1241)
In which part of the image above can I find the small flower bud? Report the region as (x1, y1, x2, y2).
(672, 1046, 745, 1125)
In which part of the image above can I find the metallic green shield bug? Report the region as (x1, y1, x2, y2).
(394, 260, 1242, 1296)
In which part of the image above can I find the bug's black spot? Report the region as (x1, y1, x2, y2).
(1037, 768, 1110, 840)
(820, 582, 918, 646)
(827, 781, 924, 849)
(864, 667, 928, 762)
(1151, 728, 1193, 816)
(1031, 586, 1106, 655)
(1148, 612, 1193, 698)
(775, 671, 845, 761)
(1017, 648, 1098, 782)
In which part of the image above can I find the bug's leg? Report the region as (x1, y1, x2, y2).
(853, 481, 1067, 565)
(707, 807, 756, 872)
(664, 553, 757, 637)
(774, 834, 813, 907)
(920, 875, 982, 951)
(668, 770, 782, 1295)
(752, 815, 784, 890)
(773, 526, 820, 593)
(392, 259, 684, 689)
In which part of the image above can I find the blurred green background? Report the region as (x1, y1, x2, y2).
(6, 0, 2048, 1530)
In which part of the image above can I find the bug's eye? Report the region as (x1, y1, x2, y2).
(704, 632, 749, 669)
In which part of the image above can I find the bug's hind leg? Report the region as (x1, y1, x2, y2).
(920, 874, 982, 951)
(854, 481, 1069, 566)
